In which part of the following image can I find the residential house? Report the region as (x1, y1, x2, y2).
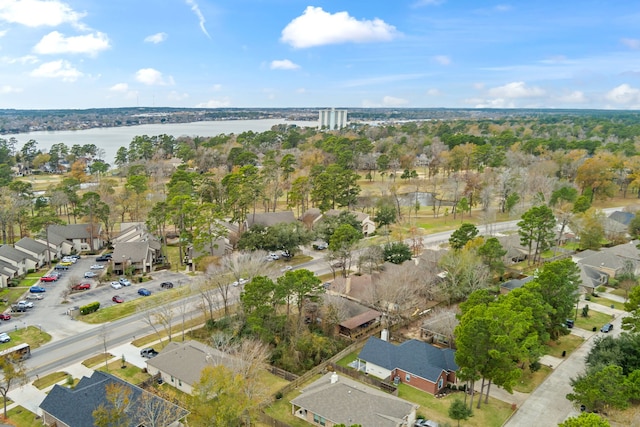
(36, 230, 69, 260)
(14, 237, 54, 266)
(290, 372, 418, 427)
(185, 221, 237, 269)
(358, 336, 458, 395)
(321, 294, 382, 339)
(0, 261, 18, 288)
(323, 209, 376, 236)
(499, 276, 535, 294)
(0, 245, 36, 275)
(145, 340, 235, 395)
(577, 263, 609, 294)
(112, 242, 154, 275)
(604, 211, 635, 240)
(246, 211, 298, 229)
(39, 371, 189, 427)
(47, 223, 103, 254)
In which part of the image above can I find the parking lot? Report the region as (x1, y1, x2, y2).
(5, 255, 189, 340)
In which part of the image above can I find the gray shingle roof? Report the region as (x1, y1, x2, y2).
(608, 211, 635, 226)
(0, 245, 37, 263)
(290, 372, 416, 427)
(358, 337, 458, 382)
(113, 241, 150, 263)
(48, 223, 101, 240)
(500, 275, 535, 291)
(14, 237, 48, 254)
(246, 211, 297, 228)
(39, 371, 188, 427)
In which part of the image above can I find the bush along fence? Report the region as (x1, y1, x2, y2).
(80, 301, 100, 315)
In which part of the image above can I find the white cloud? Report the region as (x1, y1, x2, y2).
(30, 59, 82, 82)
(621, 38, 640, 50)
(211, 84, 222, 91)
(184, 0, 210, 38)
(135, 68, 174, 86)
(555, 90, 587, 104)
(0, 29, 6, 37)
(168, 91, 189, 101)
(34, 31, 110, 56)
(270, 59, 300, 70)
(427, 88, 442, 96)
(0, 0, 86, 28)
(605, 84, 640, 105)
(281, 6, 399, 48)
(144, 32, 168, 44)
(109, 83, 129, 92)
(0, 85, 22, 94)
(487, 81, 545, 98)
(196, 97, 231, 107)
(383, 96, 409, 106)
(0, 54, 38, 64)
(433, 55, 451, 65)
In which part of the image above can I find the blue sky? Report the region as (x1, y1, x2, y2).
(1, 0, 640, 110)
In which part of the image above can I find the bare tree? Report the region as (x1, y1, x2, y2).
(421, 307, 459, 348)
(0, 354, 27, 418)
(139, 305, 164, 346)
(153, 304, 175, 343)
(222, 250, 275, 282)
(365, 262, 422, 327)
(203, 265, 231, 318)
(97, 325, 110, 370)
(438, 249, 490, 304)
(136, 390, 184, 427)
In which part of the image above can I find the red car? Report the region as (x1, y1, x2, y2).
(112, 295, 124, 303)
(0, 313, 11, 321)
(40, 276, 57, 282)
(72, 283, 91, 291)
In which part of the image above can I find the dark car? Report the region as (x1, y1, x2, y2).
(54, 264, 69, 271)
(138, 288, 151, 296)
(601, 323, 614, 333)
(29, 286, 46, 293)
(565, 319, 575, 329)
(160, 282, 174, 289)
(112, 295, 124, 303)
(140, 348, 159, 358)
(96, 255, 110, 262)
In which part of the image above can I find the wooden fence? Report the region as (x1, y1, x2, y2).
(330, 363, 398, 395)
(269, 366, 299, 382)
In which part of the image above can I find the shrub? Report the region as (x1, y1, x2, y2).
(596, 285, 606, 293)
(80, 301, 100, 315)
(529, 360, 541, 372)
(275, 391, 283, 400)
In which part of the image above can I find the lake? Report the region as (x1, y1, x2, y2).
(5, 119, 318, 164)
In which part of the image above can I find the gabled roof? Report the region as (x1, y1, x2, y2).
(246, 211, 297, 228)
(358, 337, 458, 382)
(324, 209, 371, 223)
(500, 275, 535, 291)
(340, 309, 381, 330)
(146, 340, 235, 387)
(578, 264, 607, 290)
(113, 241, 151, 263)
(608, 211, 635, 226)
(48, 223, 101, 240)
(38, 231, 67, 246)
(578, 251, 627, 272)
(0, 245, 37, 263)
(290, 373, 416, 427)
(605, 241, 640, 261)
(39, 371, 188, 427)
(14, 237, 48, 254)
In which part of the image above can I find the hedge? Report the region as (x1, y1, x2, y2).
(80, 301, 100, 315)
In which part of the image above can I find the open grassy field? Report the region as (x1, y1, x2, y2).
(574, 310, 614, 331)
(33, 371, 69, 390)
(7, 405, 39, 427)
(82, 353, 115, 368)
(545, 334, 585, 358)
(97, 359, 150, 384)
(586, 294, 626, 310)
(512, 365, 553, 393)
(0, 326, 51, 354)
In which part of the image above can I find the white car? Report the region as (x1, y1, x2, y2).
(90, 264, 105, 270)
(25, 294, 43, 300)
(110, 281, 122, 289)
(18, 300, 34, 309)
(231, 278, 248, 287)
(280, 266, 293, 272)
(0, 333, 10, 343)
(84, 271, 97, 278)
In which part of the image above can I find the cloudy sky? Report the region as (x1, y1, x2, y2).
(1, 0, 640, 110)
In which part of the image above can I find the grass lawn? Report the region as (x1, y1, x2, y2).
(131, 314, 207, 347)
(512, 365, 552, 393)
(397, 383, 513, 427)
(33, 371, 69, 390)
(610, 288, 628, 298)
(82, 353, 114, 368)
(0, 326, 51, 354)
(335, 351, 358, 368)
(258, 370, 291, 396)
(587, 295, 626, 311)
(263, 375, 323, 427)
(0, 287, 32, 307)
(7, 405, 39, 427)
(545, 334, 585, 358)
(98, 360, 150, 384)
(574, 310, 614, 331)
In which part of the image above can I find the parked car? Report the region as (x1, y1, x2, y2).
(601, 323, 614, 333)
(70, 254, 81, 260)
(138, 288, 151, 296)
(112, 295, 124, 303)
(0, 333, 10, 343)
(140, 348, 159, 358)
(0, 313, 11, 321)
(90, 264, 105, 270)
(104, 253, 113, 259)
(268, 253, 280, 260)
(313, 242, 328, 250)
(18, 300, 34, 309)
(565, 319, 575, 329)
(119, 278, 131, 286)
(72, 283, 91, 291)
(160, 282, 174, 289)
(25, 294, 43, 300)
(96, 255, 110, 262)
(280, 265, 293, 272)
(54, 264, 69, 271)
(29, 286, 46, 293)
(110, 282, 122, 290)
(40, 275, 57, 282)
(84, 271, 97, 278)
(59, 261, 73, 266)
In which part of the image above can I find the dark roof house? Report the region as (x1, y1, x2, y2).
(39, 371, 188, 427)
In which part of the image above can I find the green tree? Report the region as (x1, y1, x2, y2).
(628, 215, 640, 239)
(622, 285, 640, 332)
(567, 365, 630, 412)
(276, 269, 323, 324)
(449, 397, 473, 427)
(92, 383, 132, 427)
(311, 164, 360, 211)
(477, 237, 507, 276)
(192, 202, 227, 257)
(240, 276, 278, 340)
(572, 195, 591, 213)
(576, 208, 605, 250)
(374, 203, 397, 237)
(125, 174, 148, 221)
(328, 223, 362, 277)
(449, 223, 479, 251)
(382, 242, 413, 264)
(559, 413, 610, 427)
(518, 205, 556, 265)
(0, 355, 28, 418)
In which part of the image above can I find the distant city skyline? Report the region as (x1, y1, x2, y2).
(1, 1, 640, 110)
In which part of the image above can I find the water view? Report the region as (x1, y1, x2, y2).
(6, 119, 318, 164)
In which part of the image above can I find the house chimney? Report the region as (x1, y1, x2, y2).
(381, 329, 389, 341)
(330, 372, 339, 384)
